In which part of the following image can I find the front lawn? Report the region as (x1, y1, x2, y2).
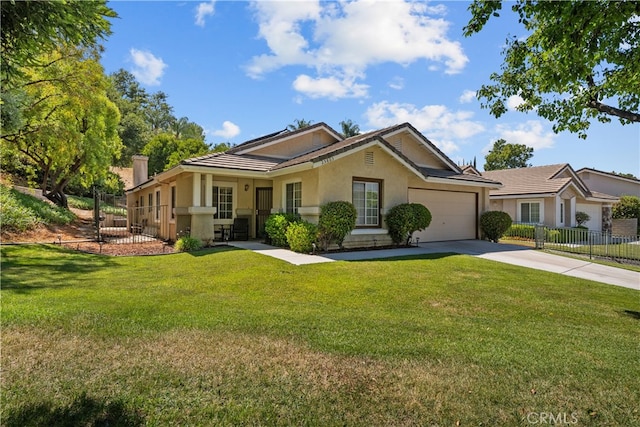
(2, 245, 638, 426)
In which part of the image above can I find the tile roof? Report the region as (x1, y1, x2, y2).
(576, 167, 640, 183)
(182, 152, 283, 171)
(481, 164, 574, 196)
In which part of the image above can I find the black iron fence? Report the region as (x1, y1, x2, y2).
(503, 223, 640, 264)
(98, 205, 169, 244)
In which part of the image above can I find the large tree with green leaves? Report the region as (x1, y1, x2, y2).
(0, 0, 116, 84)
(142, 133, 210, 175)
(484, 139, 533, 171)
(464, 1, 640, 138)
(1, 47, 122, 207)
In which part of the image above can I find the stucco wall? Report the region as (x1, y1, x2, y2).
(579, 172, 640, 197)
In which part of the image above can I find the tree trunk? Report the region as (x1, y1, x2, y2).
(45, 189, 68, 208)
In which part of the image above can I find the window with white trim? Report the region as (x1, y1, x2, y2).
(352, 179, 381, 227)
(285, 182, 301, 214)
(213, 186, 233, 219)
(559, 201, 565, 225)
(519, 201, 541, 223)
(170, 184, 176, 221)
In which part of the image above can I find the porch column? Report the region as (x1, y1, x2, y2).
(205, 174, 213, 207)
(569, 197, 576, 227)
(192, 172, 201, 207)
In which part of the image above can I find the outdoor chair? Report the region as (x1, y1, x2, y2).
(232, 218, 249, 241)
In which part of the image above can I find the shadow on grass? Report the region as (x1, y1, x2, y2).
(184, 245, 242, 257)
(1, 245, 118, 292)
(622, 310, 640, 320)
(4, 393, 144, 427)
(339, 252, 459, 263)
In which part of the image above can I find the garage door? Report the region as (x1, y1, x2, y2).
(408, 189, 477, 242)
(576, 203, 602, 231)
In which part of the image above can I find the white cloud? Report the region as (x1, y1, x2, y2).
(365, 101, 485, 155)
(388, 76, 404, 90)
(494, 120, 556, 150)
(195, 1, 216, 27)
(459, 90, 476, 104)
(129, 48, 167, 86)
(212, 121, 240, 139)
(247, 0, 468, 99)
(293, 74, 368, 99)
(506, 94, 525, 110)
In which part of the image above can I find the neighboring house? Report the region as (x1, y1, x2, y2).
(576, 167, 640, 198)
(482, 164, 619, 232)
(110, 166, 134, 190)
(126, 122, 501, 245)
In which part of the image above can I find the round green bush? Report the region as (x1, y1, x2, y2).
(386, 203, 432, 245)
(480, 211, 512, 243)
(175, 236, 202, 252)
(317, 201, 357, 250)
(285, 220, 317, 253)
(612, 195, 640, 219)
(265, 213, 297, 247)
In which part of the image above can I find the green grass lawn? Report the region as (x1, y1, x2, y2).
(2, 245, 639, 426)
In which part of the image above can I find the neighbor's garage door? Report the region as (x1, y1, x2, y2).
(576, 203, 602, 231)
(408, 189, 477, 242)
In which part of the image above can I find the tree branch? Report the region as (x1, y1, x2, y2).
(587, 99, 640, 123)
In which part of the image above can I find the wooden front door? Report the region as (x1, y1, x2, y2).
(255, 187, 273, 238)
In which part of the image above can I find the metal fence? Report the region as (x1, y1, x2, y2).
(98, 205, 169, 244)
(503, 223, 640, 264)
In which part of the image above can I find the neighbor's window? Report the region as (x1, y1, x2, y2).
(285, 182, 301, 214)
(352, 179, 381, 227)
(520, 202, 541, 223)
(148, 193, 153, 212)
(170, 185, 176, 220)
(213, 186, 233, 219)
(155, 190, 161, 221)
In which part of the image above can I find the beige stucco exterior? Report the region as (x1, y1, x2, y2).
(126, 123, 500, 245)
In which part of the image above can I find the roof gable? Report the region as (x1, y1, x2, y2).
(227, 123, 342, 159)
(482, 164, 591, 198)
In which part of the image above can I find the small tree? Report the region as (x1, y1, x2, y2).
(386, 203, 432, 245)
(480, 211, 512, 243)
(317, 201, 357, 250)
(612, 195, 640, 219)
(575, 211, 591, 227)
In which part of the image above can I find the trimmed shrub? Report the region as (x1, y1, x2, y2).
(264, 213, 298, 247)
(317, 201, 357, 250)
(504, 223, 536, 240)
(175, 236, 202, 252)
(575, 211, 591, 227)
(285, 220, 317, 253)
(480, 211, 512, 242)
(386, 203, 432, 245)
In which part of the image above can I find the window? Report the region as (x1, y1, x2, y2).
(213, 186, 233, 219)
(352, 179, 381, 227)
(170, 185, 176, 221)
(148, 193, 153, 212)
(559, 201, 565, 225)
(285, 182, 301, 214)
(155, 190, 161, 221)
(520, 201, 541, 223)
(139, 196, 144, 209)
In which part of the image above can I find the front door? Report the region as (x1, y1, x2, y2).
(255, 187, 273, 238)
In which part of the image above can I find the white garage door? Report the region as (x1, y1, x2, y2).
(576, 203, 602, 231)
(408, 189, 477, 242)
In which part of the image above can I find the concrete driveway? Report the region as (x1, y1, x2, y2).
(230, 240, 639, 290)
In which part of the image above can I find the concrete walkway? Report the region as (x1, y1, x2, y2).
(229, 240, 640, 290)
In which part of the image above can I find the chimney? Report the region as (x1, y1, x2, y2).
(132, 155, 149, 186)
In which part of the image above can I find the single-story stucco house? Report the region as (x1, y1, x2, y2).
(480, 164, 619, 232)
(576, 167, 640, 198)
(126, 122, 501, 246)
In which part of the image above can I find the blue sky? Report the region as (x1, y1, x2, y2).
(101, 0, 639, 174)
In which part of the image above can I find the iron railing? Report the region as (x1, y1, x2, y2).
(98, 205, 169, 244)
(503, 223, 640, 264)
